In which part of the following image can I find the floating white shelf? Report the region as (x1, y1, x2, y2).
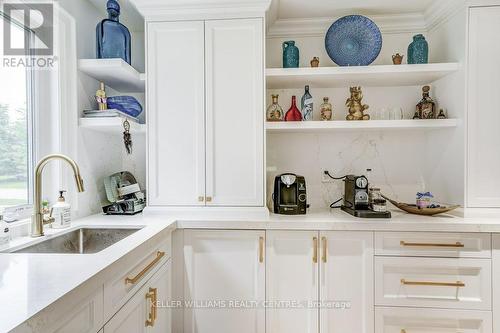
(78, 58, 145, 92)
(79, 117, 146, 134)
(266, 119, 459, 133)
(266, 63, 460, 89)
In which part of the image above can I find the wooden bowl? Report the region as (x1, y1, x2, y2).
(382, 194, 460, 216)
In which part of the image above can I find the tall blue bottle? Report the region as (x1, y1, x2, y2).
(96, 0, 131, 64)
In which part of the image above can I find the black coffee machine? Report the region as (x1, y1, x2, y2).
(341, 175, 391, 218)
(273, 173, 307, 215)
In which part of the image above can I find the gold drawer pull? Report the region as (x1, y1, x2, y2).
(259, 236, 264, 263)
(145, 287, 157, 327)
(401, 330, 406, 333)
(401, 279, 465, 288)
(400, 241, 465, 248)
(313, 237, 318, 263)
(125, 251, 165, 285)
(206, 196, 212, 202)
(321, 237, 327, 263)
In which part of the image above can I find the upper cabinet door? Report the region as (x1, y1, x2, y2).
(147, 21, 206, 206)
(467, 6, 500, 207)
(204, 19, 264, 207)
(320, 231, 374, 333)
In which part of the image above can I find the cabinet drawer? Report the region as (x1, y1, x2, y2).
(375, 257, 491, 310)
(375, 232, 491, 258)
(104, 234, 171, 320)
(375, 307, 492, 333)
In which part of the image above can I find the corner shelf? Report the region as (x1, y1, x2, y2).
(266, 63, 460, 89)
(78, 58, 145, 93)
(79, 117, 146, 134)
(266, 119, 459, 133)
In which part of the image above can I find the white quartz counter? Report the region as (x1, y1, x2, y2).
(2, 208, 500, 332)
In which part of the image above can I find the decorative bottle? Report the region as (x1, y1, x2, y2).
(407, 34, 428, 64)
(415, 85, 436, 119)
(266, 94, 284, 121)
(96, 0, 131, 64)
(301, 85, 313, 121)
(285, 96, 302, 121)
(320, 97, 333, 120)
(282, 41, 299, 68)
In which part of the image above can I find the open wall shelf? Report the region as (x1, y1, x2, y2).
(79, 117, 146, 134)
(266, 63, 460, 89)
(266, 119, 459, 133)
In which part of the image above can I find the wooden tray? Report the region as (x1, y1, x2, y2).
(382, 194, 460, 216)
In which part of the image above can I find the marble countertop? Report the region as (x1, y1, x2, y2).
(2, 208, 500, 332)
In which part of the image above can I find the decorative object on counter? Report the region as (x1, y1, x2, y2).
(96, 0, 131, 64)
(416, 191, 434, 208)
(285, 96, 302, 121)
(382, 194, 459, 216)
(266, 94, 284, 121)
(123, 119, 132, 154)
(392, 53, 404, 65)
(95, 82, 107, 110)
(103, 171, 145, 215)
(407, 34, 428, 64)
(107, 95, 143, 118)
(320, 97, 333, 120)
(325, 15, 382, 66)
(2, 204, 33, 222)
(282, 41, 299, 68)
(301, 85, 313, 121)
(310, 57, 320, 67)
(346, 86, 370, 120)
(415, 85, 436, 119)
(50, 190, 71, 229)
(437, 108, 448, 119)
(0, 214, 10, 249)
(273, 173, 307, 215)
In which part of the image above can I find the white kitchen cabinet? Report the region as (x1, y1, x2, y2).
(493, 234, 500, 333)
(104, 261, 171, 333)
(320, 231, 374, 333)
(183, 230, 265, 333)
(467, 6, 500, 207)
(147, 18, 264, 207)
(266, 231, 319, 333)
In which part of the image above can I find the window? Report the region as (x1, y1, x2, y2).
(0, 14, 34, 211)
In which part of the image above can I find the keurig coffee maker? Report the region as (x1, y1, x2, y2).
(341, 175, 391, 218)
(273, 173, 307, 215)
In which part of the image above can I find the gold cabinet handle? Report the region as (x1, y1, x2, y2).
(400, 330, 406, 333)
(400, 241, 464, 248)
(125, 251, 165, 285)
(400, 279, 465, 288)
(313, 237, 318, 263)
(198, 196, 205, 202)
(206, 196, 212, 202)
(321, 237, 327, 263)
(259, 236, 264, 263)
(145, 287, 157, 327)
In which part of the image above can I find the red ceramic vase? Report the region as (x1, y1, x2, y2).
(285, 96, 302, 121)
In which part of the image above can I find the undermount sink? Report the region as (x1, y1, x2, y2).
(13, 227, 142, 254)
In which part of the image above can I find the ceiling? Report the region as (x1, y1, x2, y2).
(275, 0, 436, 19)
(88, 0, 144, 31)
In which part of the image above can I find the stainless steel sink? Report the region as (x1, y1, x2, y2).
(13, 227, 142, 254)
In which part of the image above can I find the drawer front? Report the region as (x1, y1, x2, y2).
(375, 232, 491, 258)
(375, 257, 491, 310)
(104, 234, 171, 320)
(375, 307, 492, 333)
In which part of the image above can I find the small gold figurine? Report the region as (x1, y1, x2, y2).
(346, 86, 370, 120)
(310, 57, 319, 67)
(392, 53, 404, 65)
(95, 81, 107, 110)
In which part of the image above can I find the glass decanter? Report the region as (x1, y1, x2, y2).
(320, 97, 332, 120)
(266, 94, 284, 121)
(285, 96, 302, 121)
(415, 85, 436, 119)
(301, 85, 313, 121)
(96, 0, 132, 64)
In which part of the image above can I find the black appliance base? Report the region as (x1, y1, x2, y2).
(341, 206, 392, 219)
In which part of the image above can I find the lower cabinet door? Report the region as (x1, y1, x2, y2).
(375, 307, 492, 333)
(104, 261, 171, 333)
(183, 230, 265, 333)
(266, 230, 319, 333)
(320, 231, 374, 333)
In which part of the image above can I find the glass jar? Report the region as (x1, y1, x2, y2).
(369, 187, 381, 204)
(372, 199, 387, 212)
(320, 97, 333, 120)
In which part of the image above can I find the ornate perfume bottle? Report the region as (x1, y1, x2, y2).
(96, 0, 131, 64)
(301, 85, 313, 121)
(415, 85, 436, 119)
(285, 96, 302, 121)
(320, 97, 333, 120)
(266, 94, 284, 121)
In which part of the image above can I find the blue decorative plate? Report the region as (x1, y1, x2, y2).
(325, 15, 382, 66)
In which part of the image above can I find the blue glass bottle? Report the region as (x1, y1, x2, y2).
(96, 0, 131, 64)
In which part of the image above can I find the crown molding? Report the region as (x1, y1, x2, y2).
(266, 14, 427, 38)
(425, 0, 466, 32)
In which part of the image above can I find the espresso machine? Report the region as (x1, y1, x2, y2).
(273, 173, 307, 215)
(341, 175, 391, 218)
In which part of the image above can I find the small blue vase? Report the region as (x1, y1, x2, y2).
(283, 41, 299, 68)
(408, 34, 428, 64)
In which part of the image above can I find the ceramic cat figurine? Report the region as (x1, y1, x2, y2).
(346, 86, 370, 120)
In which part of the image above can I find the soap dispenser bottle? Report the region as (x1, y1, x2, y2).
(51, 190, 71, 229)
